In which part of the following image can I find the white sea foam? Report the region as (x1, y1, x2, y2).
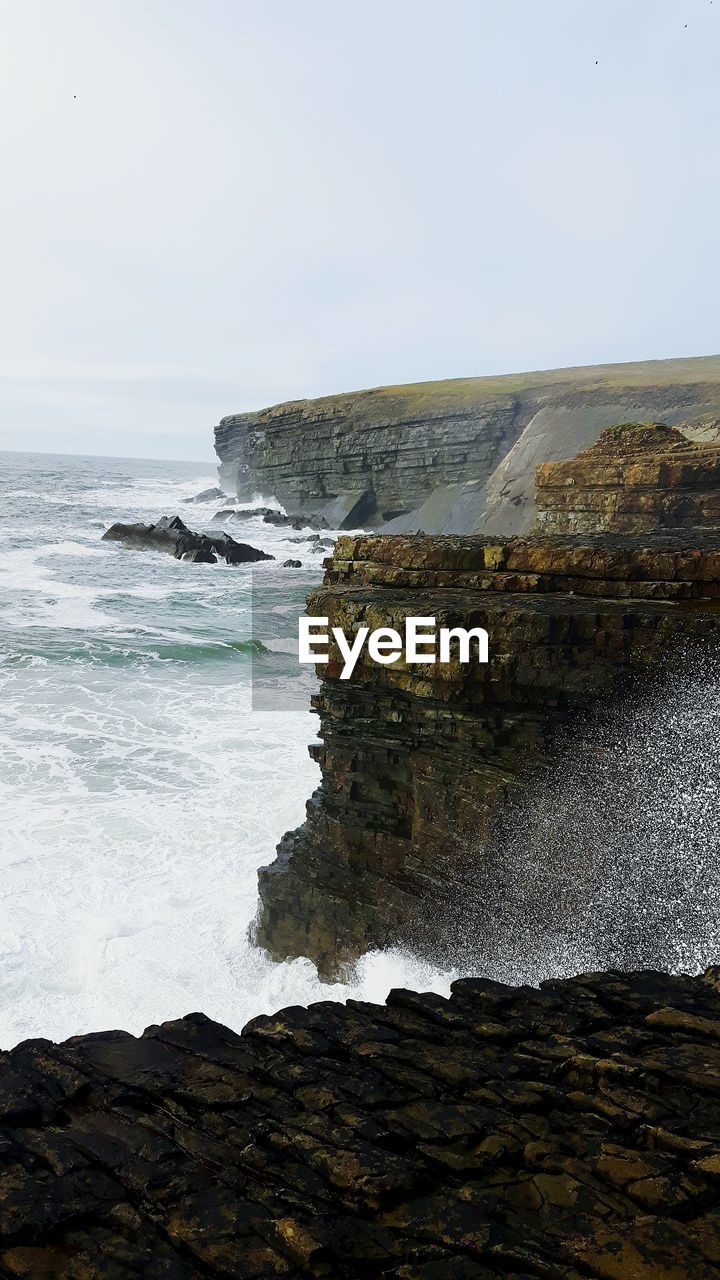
(41, 540, 109, 558)
(0, 546, 117, 628)
(0, 453, 454, 1047)
(0, 664, 454, 1046)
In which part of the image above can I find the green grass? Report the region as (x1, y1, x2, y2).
(255, 354, 720, 423)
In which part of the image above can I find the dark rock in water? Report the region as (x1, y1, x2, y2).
(180, 547, 217, 563)
(281, 558, 302, 568)
(181, 485, 226, 503)
(263, 510, 330, 530)
(213, 507, 331, 531)
(263, 510, 305, 529)
(209, 532, 274, 565)
(102, 516, 273, 565)
(289, 533, 320, 543)
(3, 967, 720, 1277)
(212, 505, 285, 522)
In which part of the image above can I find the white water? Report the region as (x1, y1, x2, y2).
(0, 451, 454, 1048)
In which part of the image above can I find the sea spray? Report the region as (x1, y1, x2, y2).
(426, 652, 720, 983)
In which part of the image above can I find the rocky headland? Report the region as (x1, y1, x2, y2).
(214, 354, 720, 534)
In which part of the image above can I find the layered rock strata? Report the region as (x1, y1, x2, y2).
(256, 532, 720, 977)
(536, 422, 720, 534)
(214, 355, 720, 532)
(4, 968, 720, 1277)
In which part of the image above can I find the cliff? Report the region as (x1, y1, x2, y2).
(535, 421, 720, 534)
(5, 967, 720, 1278)
(214, 354, 720, 533)
(255, 531, 720, 978)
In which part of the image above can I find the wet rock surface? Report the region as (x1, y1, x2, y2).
(102, 516, 274, 565)
(3, 968, 720, 1277)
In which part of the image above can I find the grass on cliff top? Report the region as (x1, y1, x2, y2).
(235, 354, 720, 425)
(356, 354, 720, 414)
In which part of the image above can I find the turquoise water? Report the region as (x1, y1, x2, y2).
(0, 451, 451, 1047)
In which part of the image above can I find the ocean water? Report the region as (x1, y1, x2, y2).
(0, 450, 452, 1048)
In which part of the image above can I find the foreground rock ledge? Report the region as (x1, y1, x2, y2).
(4, 969, 720, 1277)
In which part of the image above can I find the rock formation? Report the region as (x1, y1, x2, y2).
(102, 516, 274, 565)
(256, 531, 720, 978)
(4, 967, 720, 1277)
(181, 485, 227, 504)
(536, 422, 720, 534)
(214, 354, 720, 533)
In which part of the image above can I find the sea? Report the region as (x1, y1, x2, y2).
(0, 450, 452, 1048)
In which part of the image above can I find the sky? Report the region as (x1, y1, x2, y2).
(0, 0, 718, 461)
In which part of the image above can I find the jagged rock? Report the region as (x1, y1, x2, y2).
(256, 530, 720, 977)
(2, 968, 720, 1276)
(181, 485, 226, 503)
(282, 559, 302, 568)
(214, 355, 720, 532)
(102, 516, 274, 565)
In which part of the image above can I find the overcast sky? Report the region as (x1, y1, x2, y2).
(0, 0, 718, 460)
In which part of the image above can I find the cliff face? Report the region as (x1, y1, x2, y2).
(255, 532, 720, 978)
(536, 422, 720, 534)
(214, 355, 720, 532)
(5, 967, 720, 1278)
(215, 386, 520, 526)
